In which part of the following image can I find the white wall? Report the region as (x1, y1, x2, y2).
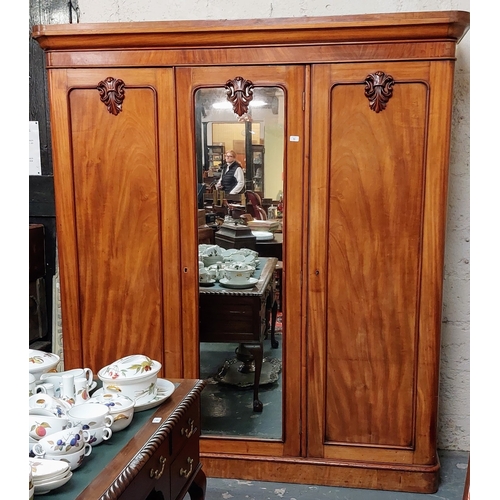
(77, 0, 471, 452)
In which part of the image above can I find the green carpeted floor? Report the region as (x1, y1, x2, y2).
(199, 332, 283, 439)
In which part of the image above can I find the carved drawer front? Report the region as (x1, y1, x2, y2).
(171, 402, 200, 458)
(170, 437, 200, 500)
(119, 438, 171, 500)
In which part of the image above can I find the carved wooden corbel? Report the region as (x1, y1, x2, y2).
(225, 77, 254, 116)
(97, 77, 125, 115)
(364, 71, 395, 113)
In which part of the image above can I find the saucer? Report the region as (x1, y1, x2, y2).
(29, 458, 70, 482)
(219, 277, 258, 289)
(33, 470, 72, 495)
(199, 279, 215, 286)
(91, 378, 175, 412)
(134, 379, 176, 412)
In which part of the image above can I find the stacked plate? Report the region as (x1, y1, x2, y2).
(251, 230, 274, 241)
(29, 459, 72, 495)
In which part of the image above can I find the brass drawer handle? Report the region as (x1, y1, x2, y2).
(179, 457, 194, 479)
(181, 418, 196, 438)
(149, 456, 167, 479)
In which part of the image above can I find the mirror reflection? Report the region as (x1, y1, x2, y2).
(195, 85, 285, 440)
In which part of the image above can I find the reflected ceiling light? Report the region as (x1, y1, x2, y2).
(212, 102, 232, 109)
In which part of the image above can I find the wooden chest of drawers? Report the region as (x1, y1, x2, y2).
(43, 379, 206, 500)
(120, 388, 203, 500)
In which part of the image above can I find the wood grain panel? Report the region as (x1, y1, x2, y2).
(43, 41, 458, 69)
(70, 86, 163, 372)
(325, 81, 427, 447)
(32, 11, 470, 51)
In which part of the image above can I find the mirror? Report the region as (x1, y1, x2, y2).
(195, 84, 285, 440)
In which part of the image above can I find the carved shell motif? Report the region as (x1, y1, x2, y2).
(364, 71, 395, 113)
(225, 76, 254, 116)
(97, 77, 126, 115)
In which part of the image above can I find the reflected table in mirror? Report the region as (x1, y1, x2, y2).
(255, 232, 283, 261)
(37, 379, 206, 500)
(199, 257, 278, 412)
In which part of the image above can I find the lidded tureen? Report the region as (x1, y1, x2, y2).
(29, 349, 60, 381)
(97, 355, 161, 405)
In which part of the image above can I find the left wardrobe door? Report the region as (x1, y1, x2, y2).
(47, 68, 183, 377)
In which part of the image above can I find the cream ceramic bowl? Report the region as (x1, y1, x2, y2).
(32, 424, 90, 456)
(29, 349, 60, 381)
(86, 392, 135, 432)
(67, 403, 114, 430)
(98, 355, 161, 405)
(224, 263, 255, 283)
(43, 444, 92, 471)
(29, 411, 73, 440)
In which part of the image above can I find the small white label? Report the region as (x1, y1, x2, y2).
(152, 417, 162, 424)
(29, 121, 42, 175)
(289, 136, 299, 142)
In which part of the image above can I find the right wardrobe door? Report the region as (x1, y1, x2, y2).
(306, 60, 456, 474)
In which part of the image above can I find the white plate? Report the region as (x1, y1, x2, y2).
(251, 231, 274, 241)
(32, 466, 70, 484)
(134, 379, 176, 412)
(34, 470, 72, 495)
(29, 459, 70, 482)
(91, 378, 175, 412)
(219, 277, 258, 289)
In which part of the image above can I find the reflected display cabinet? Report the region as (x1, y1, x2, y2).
(251, 145, 264, 194)
(32, 11, 469, 494)
(206, 145, 224, 172)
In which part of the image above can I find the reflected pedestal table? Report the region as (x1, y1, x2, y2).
(199, 257, 278, 412)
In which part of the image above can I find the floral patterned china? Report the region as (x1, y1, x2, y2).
(86, 425, 113, 446)
(223, 263, 255, 283)
(86, 392, 135, 432)
(98, 355, 162, 405)
(133, 378, 175, 412)
(29, 458, 73, 495)
(32, 424, 90, 456)
(28, 394, 71, 417)
(33, 470, 73, 495)
(29, 458, 70, 482)
(42, 443, 91, 471)
(29, 412, 73, 440)
(29, 349, 60, 381)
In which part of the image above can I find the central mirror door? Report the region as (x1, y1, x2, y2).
(176, 66, 306, 458)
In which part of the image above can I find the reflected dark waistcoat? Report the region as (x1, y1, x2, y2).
(220, 163, 240, 193)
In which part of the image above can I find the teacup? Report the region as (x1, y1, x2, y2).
(32, 424, 90, 456)
(199, 268, 212, 283)
(29, 412, 73, 440)
(207, 263, 225, 281)
(42, 443, 92, 471)
(86, 425, 113, 446)
(67, 403, 114, 429)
